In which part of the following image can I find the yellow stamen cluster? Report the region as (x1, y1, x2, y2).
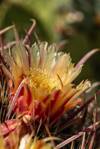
(28, 68, 60, 93)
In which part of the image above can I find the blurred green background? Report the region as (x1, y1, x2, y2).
(0, 0, 100, 81)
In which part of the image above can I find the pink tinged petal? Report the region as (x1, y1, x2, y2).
(16, 96, 29, 113)
(31, 100, 46, 120)
(51, 87, 77, 116)
(0, 120, 20, 137)
(14, 85, 32, 114)
(6, 79, 28, 119)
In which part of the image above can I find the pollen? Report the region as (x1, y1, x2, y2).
(28, 68, 59, 93)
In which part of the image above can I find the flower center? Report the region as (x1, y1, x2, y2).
(28, 68, 60, 93)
